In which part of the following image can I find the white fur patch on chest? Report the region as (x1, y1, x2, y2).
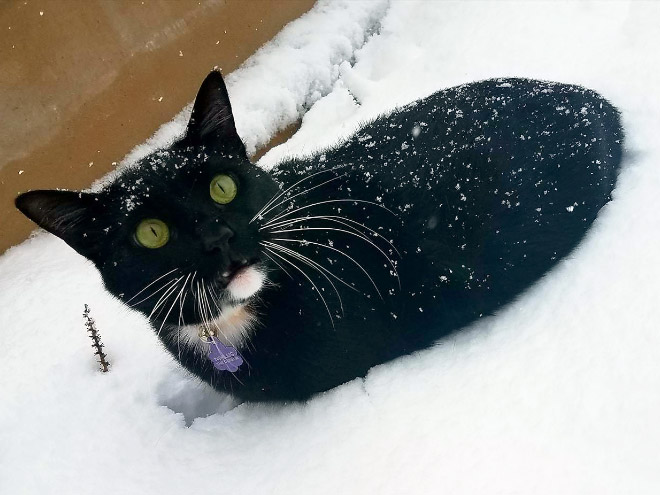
(176, 303, 255, 355)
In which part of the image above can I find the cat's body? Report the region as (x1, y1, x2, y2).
(16, 73, 622, 402)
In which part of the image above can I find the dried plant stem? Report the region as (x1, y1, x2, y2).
(83, 304, 110, 372)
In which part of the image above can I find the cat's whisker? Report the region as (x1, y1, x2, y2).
(148, 275, 185, 321)
(204, 282, 219, 331)
(259, 249, 296, 351)
(200, 279, 247, 384)
(268, 237, 384, 299)
(205, 284, 227, 328)
(200, 279, 230, 343)
(266, 226, 400, 289)
(176, 290, 188, 361)
(157, 273, 191, 338)
(250, 191, 279, 225)
(150, 278, 183, 321)
(265, 218, 377, 250)
(155, 284, 182, 338)
(206, 283, 258, 358)
(260, 198, 398, 229)
(262, 240, 363, 304)
(177, 287, 189, 361)
(189, 272, 197, 302)
(256, 173, 347, 222)
(147, 277, 181, 316)
(129, 275, 180, 308)
(262, 214, 401, 258)
(201, 279, 229, 342)
(262, 240, 357, 293)
(196, 280, 216, 342)
(261, 245, 336, 330)
(262, 241, 346, 315)
(207, 284, 242, 336)
(261, 250, 295, 280)
(198, 281, 210, 329)
(177, 271, 196, 359)
(250, 167, 346, 224)
(125, 268, 180, 304)
(195, 281, 208, 333)
(177, 325, 182, 361)
(178, 286, 189, 328)
(207, 282, 220, 304)
(193, 281, 202, 327)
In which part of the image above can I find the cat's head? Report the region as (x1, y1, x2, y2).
(15, 71, 281, 330)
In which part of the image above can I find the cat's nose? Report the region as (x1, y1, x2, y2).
(201, 224, 234, 252)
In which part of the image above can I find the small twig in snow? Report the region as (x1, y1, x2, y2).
(83, 304, 110, 372)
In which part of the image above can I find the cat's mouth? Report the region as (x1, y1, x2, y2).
(221, 263, 265, 301)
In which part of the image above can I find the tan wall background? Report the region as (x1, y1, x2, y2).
(0, 0, 313, 254)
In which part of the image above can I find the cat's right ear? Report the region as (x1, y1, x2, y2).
(181, 70, 247, 156)
(15, 190, 101, 257)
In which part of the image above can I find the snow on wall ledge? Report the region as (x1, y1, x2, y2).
(2, 1, 660, 494)
(102, 0, 389, 187)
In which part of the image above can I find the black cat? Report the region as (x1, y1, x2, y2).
(16, 71, 622, 401)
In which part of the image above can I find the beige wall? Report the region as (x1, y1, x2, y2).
(0, 0, 313, 253)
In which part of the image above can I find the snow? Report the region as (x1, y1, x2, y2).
(102, 0, 388, 184)
(2, 0, 660, 493)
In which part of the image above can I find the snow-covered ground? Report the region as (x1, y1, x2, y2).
(2, 1, 660, 493)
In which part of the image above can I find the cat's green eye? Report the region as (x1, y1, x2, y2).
(135, 219, 170, 249)
(210, 174, 238, 204)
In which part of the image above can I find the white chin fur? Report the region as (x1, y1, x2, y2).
(226, 266, 264, 300)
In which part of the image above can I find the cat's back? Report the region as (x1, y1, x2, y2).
(276, 78, 622, 237)
(351, 77, 624, 329)
(244, 78, 623, 401)
(271, 77, 623, 331)
(331, 77, 621, 186)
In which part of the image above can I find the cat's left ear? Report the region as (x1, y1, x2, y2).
(15, 190, 103, 258)
(182, 70, 246, 156)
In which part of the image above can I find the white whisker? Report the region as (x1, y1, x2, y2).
(129, 276, 180, 308)
(268, 237, 384, 299)
(266, 226, 400, 288)
(257, 173, 347, 221)
(250, 167, 346, 224)
(148, 276, 185, 321)
(262, 214, 401, 257)
(262, 241, 347, 314)
(261, 198, 398, 228)
(125, 267, 179, 304)
(261, 250, 295, 280)
(262, 246, 336, 329)
(262, 240, 358, 293)
(157, 273, 190, 338)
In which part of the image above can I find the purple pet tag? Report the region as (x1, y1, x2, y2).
(208, 337, 243, 372)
